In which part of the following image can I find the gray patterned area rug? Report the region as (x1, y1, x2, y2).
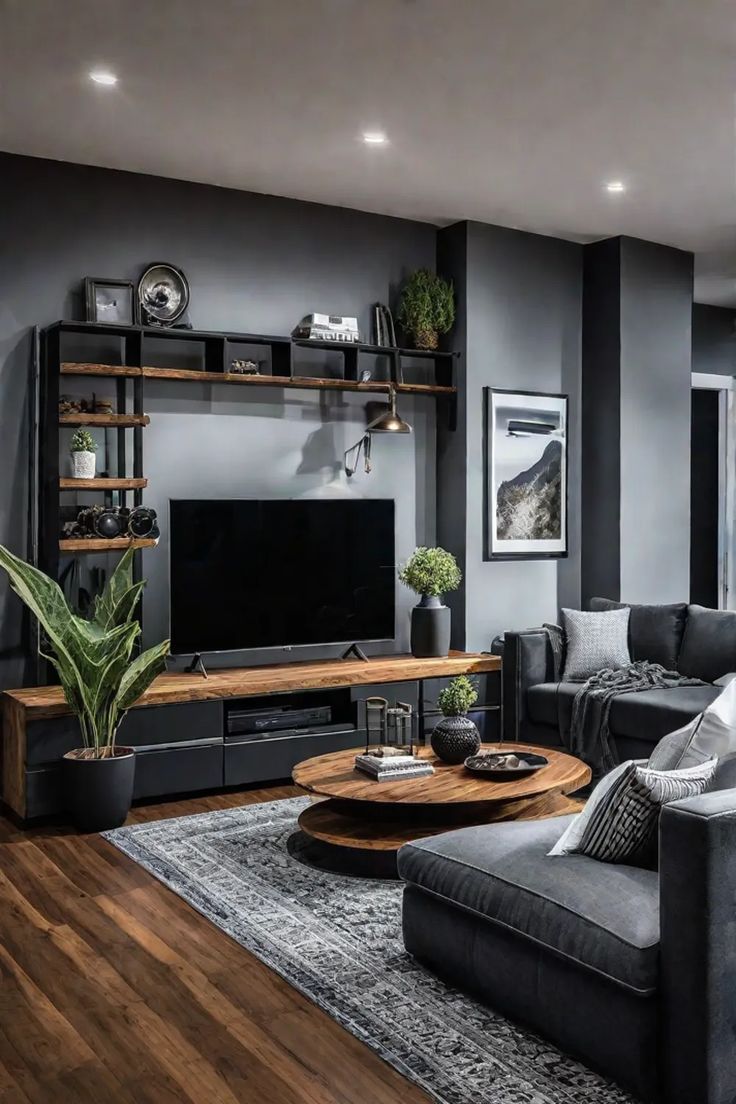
(105, 797, 633, 1104)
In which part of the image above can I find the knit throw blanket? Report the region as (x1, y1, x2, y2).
(568, 661, 706, 775)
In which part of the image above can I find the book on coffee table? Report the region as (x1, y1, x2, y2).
(354, 754, 434, 781)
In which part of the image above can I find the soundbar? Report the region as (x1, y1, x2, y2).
(226, 704, 333, 737)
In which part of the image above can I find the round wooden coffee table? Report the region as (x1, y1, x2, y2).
(292, 743, 590, 876)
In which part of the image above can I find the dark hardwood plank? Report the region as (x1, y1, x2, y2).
(0, 786, 432, 1104)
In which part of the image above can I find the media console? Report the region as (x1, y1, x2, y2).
(2, 652, 501, 820)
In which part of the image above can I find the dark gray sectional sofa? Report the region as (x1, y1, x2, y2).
(503, 599, 736, 760)
(399, 599, 736, 1101)
(399, 758, 736, 1102)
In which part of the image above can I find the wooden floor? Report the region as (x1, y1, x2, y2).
(0, 786, 432, 1104)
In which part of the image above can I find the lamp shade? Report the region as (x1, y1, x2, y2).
(368, 389, 412, 434)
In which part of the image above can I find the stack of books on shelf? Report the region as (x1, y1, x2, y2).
(354, 753, 434, 782)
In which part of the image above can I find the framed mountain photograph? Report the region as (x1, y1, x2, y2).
(484, 387, 568, 560)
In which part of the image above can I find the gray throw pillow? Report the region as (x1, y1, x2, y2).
(549, 757, 717, 865)
(561, 607, 631, 681)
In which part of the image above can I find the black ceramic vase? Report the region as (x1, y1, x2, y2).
(410, 595, 451, 658)
(431, 715, 481, 765)
(62, 747, 136, 832)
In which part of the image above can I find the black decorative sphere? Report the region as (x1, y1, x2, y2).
(431, 715, 481, 764)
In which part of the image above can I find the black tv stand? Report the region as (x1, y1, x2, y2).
(341, 643, 369, 662)
(185, 653, 209, 678)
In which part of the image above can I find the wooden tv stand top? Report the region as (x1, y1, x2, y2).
(3, 651, 501, 721)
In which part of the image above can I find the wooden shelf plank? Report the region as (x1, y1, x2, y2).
(396, 382, 455, 395)
(61, 362, 142, 378)
(59, 362, 456, 397)
(59, 537, 157, 553)
(141, 366, 455, 395)
(59, 477, 148, 490)
(59, 413, 150, 427)
(4, 651, 500, 719)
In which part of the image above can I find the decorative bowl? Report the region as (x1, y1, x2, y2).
(463, 751, 548, 779)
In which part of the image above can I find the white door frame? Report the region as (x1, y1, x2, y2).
(691, 372, 735, 609)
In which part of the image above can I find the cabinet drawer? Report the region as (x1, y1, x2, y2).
(133, 742, 223, 800)
(225, 727, 359, 787)
(26, 701, 223, 767)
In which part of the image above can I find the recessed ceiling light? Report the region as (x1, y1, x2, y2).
(363, 132, 387, 145)
(605, 180, 626, 193)
(89, 70, 118, 86)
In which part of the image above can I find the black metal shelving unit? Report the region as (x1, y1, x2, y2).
(36, 320, 460, 647)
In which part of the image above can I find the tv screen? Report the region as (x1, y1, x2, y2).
(169, 499, 395, 655)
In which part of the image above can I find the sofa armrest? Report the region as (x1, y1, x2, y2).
(502, 629, 556, 741)
(660, 789, 736, 1104)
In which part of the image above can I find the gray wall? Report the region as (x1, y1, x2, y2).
(438, 221, 583, 647)
(693, 303, 736, 376)
(0, 153, 436, 687)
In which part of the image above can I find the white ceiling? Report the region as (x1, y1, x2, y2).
(2, 0, 735, 305)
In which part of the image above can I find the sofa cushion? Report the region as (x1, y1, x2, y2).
(527, 681, 720, 745)
(589, 597, 688, 670)
(398, 817, 659, 994)
(678, 605, 736, 682)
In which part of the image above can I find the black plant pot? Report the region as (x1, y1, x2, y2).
(62, 747, 136, 832)
(410, 595, 451, 658)
(431, 715, 481, 764)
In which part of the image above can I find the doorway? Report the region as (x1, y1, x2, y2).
(690, 374, 735, 609)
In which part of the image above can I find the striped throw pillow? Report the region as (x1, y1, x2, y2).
(549, 758, 717, 865)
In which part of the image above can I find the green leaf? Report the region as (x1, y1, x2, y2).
(115, 639, 170, 712)
(93, 550, 140, 628)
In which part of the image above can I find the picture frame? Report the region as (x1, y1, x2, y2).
(84, 277, 137, 326)
(483, 387, 568, 561)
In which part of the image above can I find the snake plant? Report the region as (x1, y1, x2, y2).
(0, 547, 169, 756)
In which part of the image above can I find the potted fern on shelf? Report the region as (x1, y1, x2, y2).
(70, 427, 98, 479)
(0, 546, 169, 831)
(397, 269, 455, 350)
(432, 676, 481, 764)
(399, 546, 461, 658)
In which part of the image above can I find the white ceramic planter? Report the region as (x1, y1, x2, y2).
(71, 450, 96, 479)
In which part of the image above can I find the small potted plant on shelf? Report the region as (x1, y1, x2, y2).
(399, 546, 461, 658)
(432, 676, 481, 764)
(397, 269, 455, 350)
(70, 427, 98, 479)
(0, 546, 169, 831)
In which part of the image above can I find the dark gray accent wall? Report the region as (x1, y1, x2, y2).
(692, 303, 736, 376)
(0, 153, 437, 688)
(581, 238, 622, 601)
(438, 221, 583, 647)
(582, 237, 693, 606)
(436, 222, 468, 647)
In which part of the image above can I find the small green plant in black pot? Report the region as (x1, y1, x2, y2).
(0, 546, 169, 831)
(431, 676, 481, 764)
(399, 546, 461, 658)
(397, 269, 455, 350)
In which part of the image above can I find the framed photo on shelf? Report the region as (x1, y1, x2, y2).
(484, 387, 568, 560)
(84, 277, 137, 326)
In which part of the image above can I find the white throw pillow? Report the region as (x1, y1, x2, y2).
(648, 677, 736, 770)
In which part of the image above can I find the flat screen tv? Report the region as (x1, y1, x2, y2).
(169, 499, 395, 655)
